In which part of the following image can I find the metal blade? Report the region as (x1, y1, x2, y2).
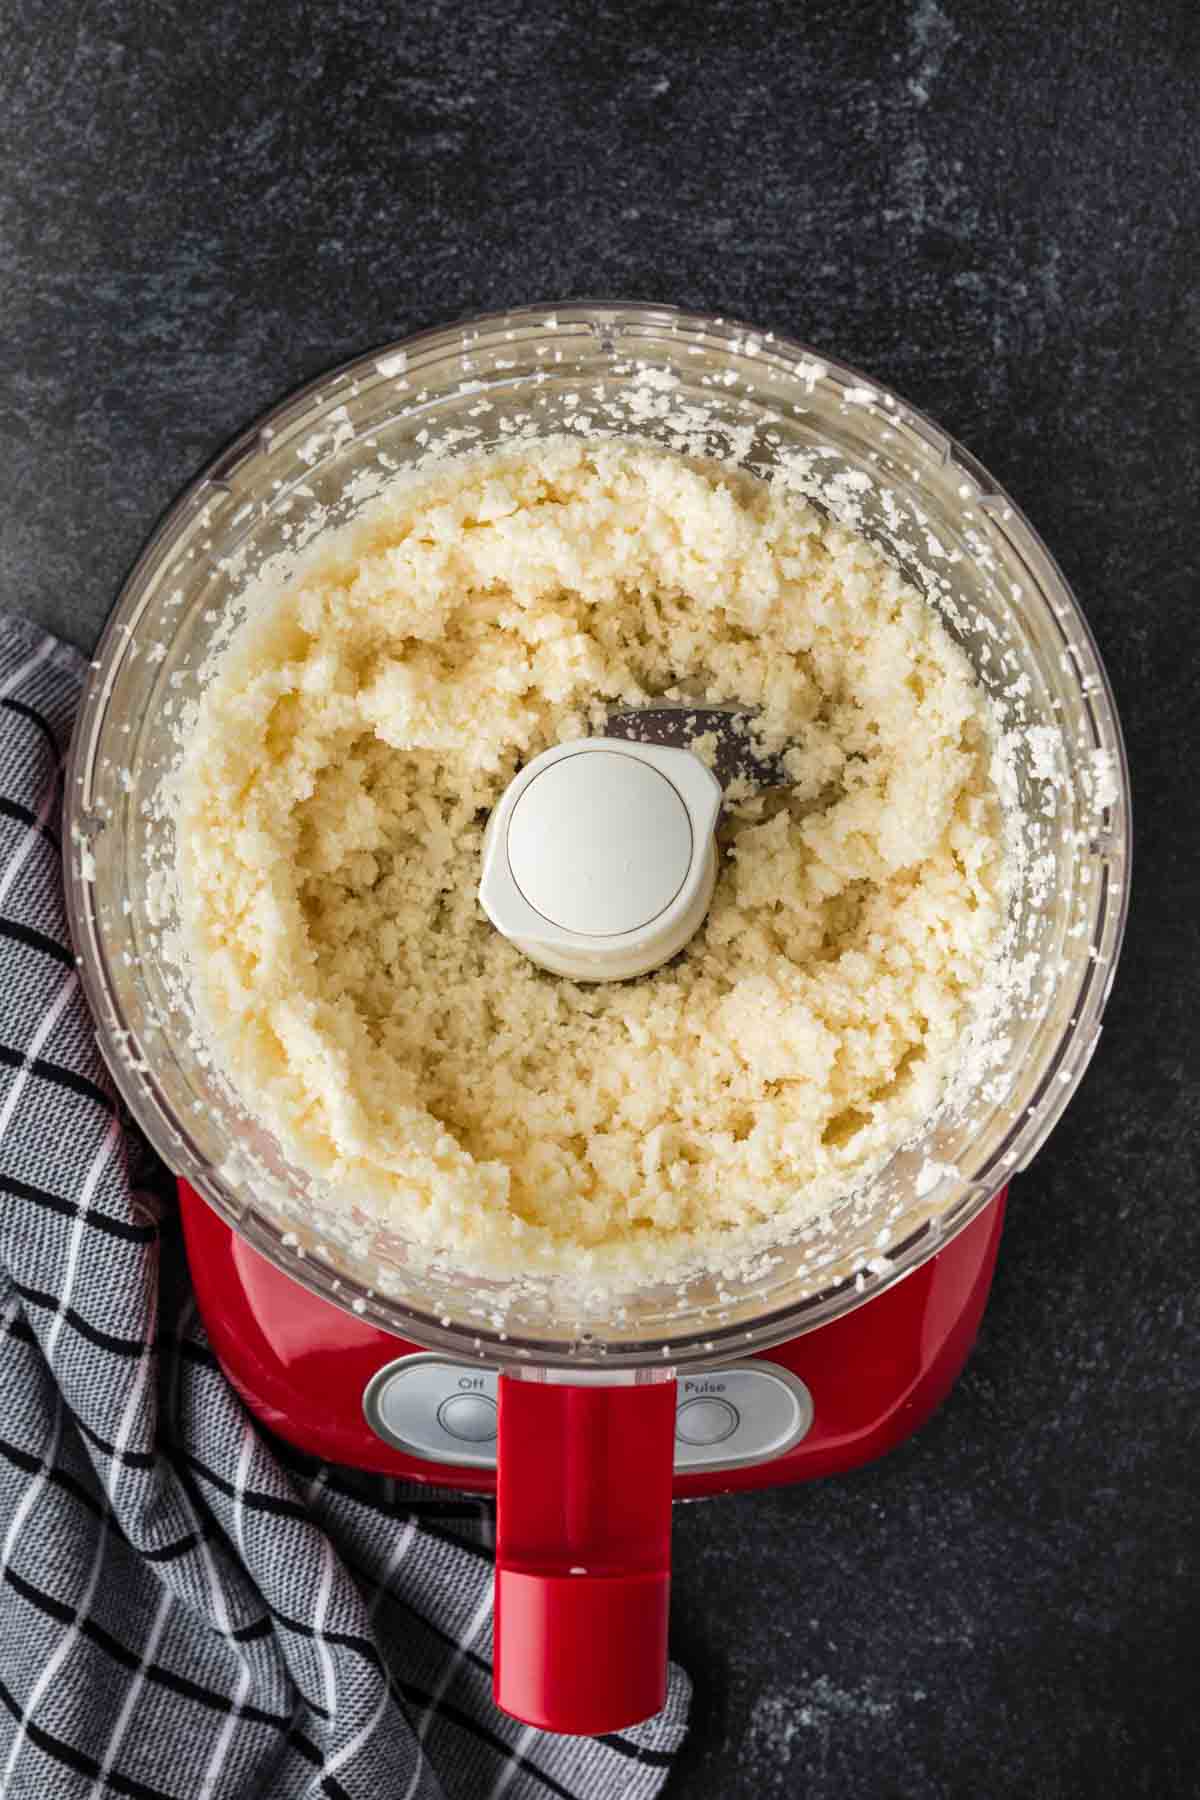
(605, 702, 789, 791)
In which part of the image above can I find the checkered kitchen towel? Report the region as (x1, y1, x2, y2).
(0, 613, 690, 1799)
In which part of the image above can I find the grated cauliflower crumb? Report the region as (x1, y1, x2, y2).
(175, 438, 1004, 1282)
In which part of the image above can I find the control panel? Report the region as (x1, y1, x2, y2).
(362, 1355, 813, 1472)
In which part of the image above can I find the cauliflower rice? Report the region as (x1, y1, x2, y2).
(175, 437, 1005, 1283)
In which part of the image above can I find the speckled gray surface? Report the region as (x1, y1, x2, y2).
(3, 1, 1197, 1794)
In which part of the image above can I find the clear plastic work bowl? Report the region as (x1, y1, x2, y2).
(65, 301, 1131, 1372)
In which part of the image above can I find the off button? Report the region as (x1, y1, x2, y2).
(675, 1395, 739, 1446)
(436, 1392, 498, 1443)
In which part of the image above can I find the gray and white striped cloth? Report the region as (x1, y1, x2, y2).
(0, 614, 691, 1800)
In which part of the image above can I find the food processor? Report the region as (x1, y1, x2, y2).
(65, 303, 1130, 1737)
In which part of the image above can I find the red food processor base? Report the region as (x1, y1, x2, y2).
(177, 1180, 1006, 1500)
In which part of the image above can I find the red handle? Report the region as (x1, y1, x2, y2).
(494, 1373, 677, 1734)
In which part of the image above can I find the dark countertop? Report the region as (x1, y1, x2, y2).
(4, 2, 1197, 1794)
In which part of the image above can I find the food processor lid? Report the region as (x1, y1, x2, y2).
(479, 738, 721, 981)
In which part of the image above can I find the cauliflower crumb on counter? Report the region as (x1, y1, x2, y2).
(175, 437, 1005, 1283)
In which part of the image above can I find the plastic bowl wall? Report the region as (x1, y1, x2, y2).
(65, 302, 1131, 1369)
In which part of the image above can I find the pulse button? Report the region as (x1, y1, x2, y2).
(436, 1393, 498, 1443)
(675, 1395, 739, 1446)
